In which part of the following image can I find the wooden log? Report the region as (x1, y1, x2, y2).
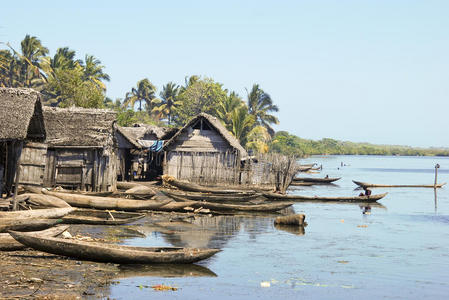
(274, 214, 306, 226)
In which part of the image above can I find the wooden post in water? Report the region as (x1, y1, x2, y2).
(434, 164, 440, 187)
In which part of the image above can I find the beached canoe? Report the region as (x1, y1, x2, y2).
(122, 185, 156, 199)
(164, 193, 294, 212)
(293, 177, 341, 184)
(0, 218, 62, 233)
(0, 207, 75, 219)
(117, 181, 159, 190)
(262, 192, 388, 203)
(62, 209, 145, 225)
(9, 231, 221, 264)
(42, 190, 170, 211)
(161, 190, 261, 202)
(352, 180, 446, 189)
(0, 225, 69, 251)
(162, 175, 256, 194)
(151, 200, 201, 212)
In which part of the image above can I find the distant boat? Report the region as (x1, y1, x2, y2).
(293, 177, 341, 184)
(9, 231, 221, 264)
(262, 192, 388, 203)
(352, 180, 446, 189)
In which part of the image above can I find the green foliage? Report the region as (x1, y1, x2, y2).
(175, 77, 228, 125)
(123, 78, 157, 112)
(43, 65, 105, 108)
(247, 84, 279, 136)
(1, 35, 110, 108)
(152, 82, 181, 124)
(270, 131, 449, 157)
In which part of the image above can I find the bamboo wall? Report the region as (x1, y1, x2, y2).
(164, 151, 240, 185)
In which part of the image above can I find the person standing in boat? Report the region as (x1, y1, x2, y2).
(359, 187, 372, 197)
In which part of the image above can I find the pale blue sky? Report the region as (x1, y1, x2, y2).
(1, 1, 448, 147)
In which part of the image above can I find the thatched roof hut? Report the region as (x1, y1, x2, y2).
(164, 113, 247, 157)
(0, 88, 45, 142)
(42, 106, 117, 192)
(163, 113, 247, 184)
(43, 107, 116, 149)
(117, 124, 178, 149)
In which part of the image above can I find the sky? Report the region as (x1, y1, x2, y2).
(1, 0, 448, 147)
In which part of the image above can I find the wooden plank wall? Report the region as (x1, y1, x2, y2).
(43, 148, 116, 192)
(18, 142, 47, 186)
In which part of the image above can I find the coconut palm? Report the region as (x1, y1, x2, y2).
(123, 78, 157, 111)
(152, 82, 180, 124)
(18, 35, 49, 87)
(81, 54, 110, 90)
(215, 91, 245, 130)
(50, 47, 80, 70)
(246, 84, 279, 136)
(230, 105, 256, 146)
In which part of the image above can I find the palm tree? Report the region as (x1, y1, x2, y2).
(246, 84, 279, 136)
(215, 91, 245, 130)
(230, 105, 256, 146)
(18, 35, 49, 87)
(123, 78, 157, 111)
(152, 82, 180, 124)
(50, 47, 80, 70)
(81, 54, 110, 90)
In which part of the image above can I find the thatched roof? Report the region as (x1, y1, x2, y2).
(164, 113, 248, 157)
(43, 106, 116, 148)
(0, 88, 46, 141)
(117, 124, 178, 149)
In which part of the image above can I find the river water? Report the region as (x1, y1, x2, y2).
(109, 155, 449, 299)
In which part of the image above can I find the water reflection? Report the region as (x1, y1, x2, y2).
(274, 224, 306, 235)
(116, 264, 217, 278)
(434, 188, 438, 213)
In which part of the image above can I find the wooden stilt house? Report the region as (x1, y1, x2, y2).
(42, 107, 117, 191)
(162, 113, 248, 185)
(0, 88, 46, 198)
(116, 124, 177, 180)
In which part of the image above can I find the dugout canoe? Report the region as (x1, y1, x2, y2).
(161, 190, 261, 202)
(117, 181, 159, 190)
(262, 192, 388, 203)
(164, 193, 294, 212)
(289, 181, 316, 186)
(0, 218, 62, 233)
(0, 207, 75, 219)
(62, 209, 145, 225)
(162, 175, 256, 194)
(0, 225, 69, 251)
(42, 190, 170, 211)
(293, 177, 341, 184)
(8, 231, 221, 264)
(352, 180, 446, 189)
(151, 200, 201, 212)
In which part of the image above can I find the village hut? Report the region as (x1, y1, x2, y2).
(0, 88, 46, 198)
(115, 124, 177, 180)
(42, 106, 117, 191)
(162, 113, 248, 185)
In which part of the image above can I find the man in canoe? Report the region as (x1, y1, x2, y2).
(359, 187, 372, 197)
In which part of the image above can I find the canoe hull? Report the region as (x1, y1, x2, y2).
(0, 225, 69, 251)
(0, 218, 62, 233)
(43, 190, 170, 211)
(62, 209, 145, 225)
(293, 177, 341, 183)
(0, 207, 75, 219)
(9, 232, 221, 264)
(263, 192, 388, 203)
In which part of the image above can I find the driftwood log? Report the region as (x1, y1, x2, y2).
(274, 214, 306, 226)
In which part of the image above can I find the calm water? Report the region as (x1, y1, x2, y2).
(108, 155, 449, 299)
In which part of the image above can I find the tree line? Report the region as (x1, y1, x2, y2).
(2, 35, 447, 157)
(271, 131, 449, 157)
(0, 35, 278, 154)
